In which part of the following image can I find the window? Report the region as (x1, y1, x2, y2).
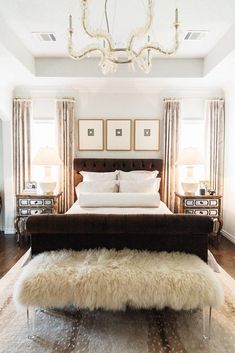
(31, 118, 57, 182)
(30, 99, 58, 183)
(180, 117, 205, 153)
(179, 97, 206, 189)
(179, 116, 205, 184)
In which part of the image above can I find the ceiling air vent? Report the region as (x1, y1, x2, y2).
(32, 32, 56, 42)
(184, 31, 208, 41)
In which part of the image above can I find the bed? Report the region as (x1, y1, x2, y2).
(27, 158, 213, 261)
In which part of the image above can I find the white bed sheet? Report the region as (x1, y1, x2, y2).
(67, 200, 172, 215)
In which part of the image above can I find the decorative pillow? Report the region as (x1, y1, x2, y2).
(76, 181, 118, 198)
(119, 178, 161, 193)
(118, 170, 159, 180)
(80, 171, 118, 182)
(79, 192, 160, 208)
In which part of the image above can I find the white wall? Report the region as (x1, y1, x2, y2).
(222, 88, 235, 243)
(76, 91, 164, 159)
(2, 120, 14, 233)
(0, 119, 4, 231)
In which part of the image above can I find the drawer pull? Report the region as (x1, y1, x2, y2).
(195, 200, 209, 206)
(30, 200, 43, 206)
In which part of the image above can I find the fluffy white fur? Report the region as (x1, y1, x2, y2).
(14, 249, 224, 311)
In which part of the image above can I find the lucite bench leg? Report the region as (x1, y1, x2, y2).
(27, 307, 36, 339)
(202, 306, 212, 340)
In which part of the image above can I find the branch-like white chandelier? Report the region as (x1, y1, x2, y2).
(68, 0, 180, 74)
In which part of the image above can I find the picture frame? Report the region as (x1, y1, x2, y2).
(134, 119, 160, 151)
(78, 119, 104, 151)
(106, 119, 132, 151)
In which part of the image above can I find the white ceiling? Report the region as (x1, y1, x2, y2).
(0, 0, 235, 58)
(0, 0, 235, 91)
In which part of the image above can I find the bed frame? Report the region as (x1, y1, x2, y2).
(73, 158, 164, 199)
(27, 158, 213, 261)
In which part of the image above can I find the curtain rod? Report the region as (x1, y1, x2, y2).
(14, 97, 75, 102)
(163, 97, 224, 101)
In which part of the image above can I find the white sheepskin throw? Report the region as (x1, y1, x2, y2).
(14, 249, 224, 311)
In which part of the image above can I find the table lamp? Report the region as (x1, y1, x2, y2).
(32, 146, 62, 195)
(176, 147, 204, 195)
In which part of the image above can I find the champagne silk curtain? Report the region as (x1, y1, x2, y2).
(12, 98, 32, 194)
(205, 99, 225, 195)
(163, 100, 180, 212)
(56, 99, 75, 212)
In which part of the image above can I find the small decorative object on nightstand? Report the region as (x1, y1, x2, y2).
(175, 192, 223, 243)
(15, 192, 63, 245)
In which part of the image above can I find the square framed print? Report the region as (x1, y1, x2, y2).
(78, 119, 104, 150)
(106, 119, 132, 151)
(134, 119, 160, 151)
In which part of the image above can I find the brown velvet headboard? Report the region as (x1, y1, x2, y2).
(74, 158, 164, 199)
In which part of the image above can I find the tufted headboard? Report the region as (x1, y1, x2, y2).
(74, 158, 164, 199)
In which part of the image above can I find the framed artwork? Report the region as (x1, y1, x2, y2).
(134, 119, 160, 151)
(78, 119, 104, 150)
(106, 119, 132, 151)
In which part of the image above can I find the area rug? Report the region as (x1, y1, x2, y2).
(0, 251, 234, 353)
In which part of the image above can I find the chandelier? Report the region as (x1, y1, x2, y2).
(68, 0, 180, 74)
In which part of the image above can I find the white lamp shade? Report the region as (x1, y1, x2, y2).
(176, 147, 204, 166)
(32, 146, 62, 166)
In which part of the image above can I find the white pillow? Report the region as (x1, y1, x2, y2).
(119, 178, 161, 193)
(80, 171, 118, 181)
(118, 170, 159, 180)
(79, 193, 160, 208)
(76, 181, 118, 198)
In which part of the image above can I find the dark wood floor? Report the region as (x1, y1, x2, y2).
(0, 233, 29, 278)
(0, 233, 235, 280)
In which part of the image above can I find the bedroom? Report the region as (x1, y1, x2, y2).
(0, 0, 235, 352)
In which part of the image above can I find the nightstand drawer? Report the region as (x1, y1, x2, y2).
(30, 208, 53, 215)
(29, 199, 43, 206)
(19, 208, 29, 216)
(185, 208, 218, 217)
(19, 199, 29, 206)
(209, 209, 219, 216)
(195, 200, 209, 207)
(209, 199, 219, 207)
(43, 199, 53, 206)
(184, 199, 195, 207)
(19, 208, 53, 216)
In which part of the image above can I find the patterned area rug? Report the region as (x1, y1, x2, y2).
(0, 251, 235, 353)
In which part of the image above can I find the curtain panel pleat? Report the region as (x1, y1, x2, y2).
(12, 99, 32, 194)
(56, 100, 75, 212)
(163, 100, 180, 212)
(205, 100, 225, 196)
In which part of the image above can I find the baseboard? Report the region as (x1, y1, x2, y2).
(221, 229, 235, 244)
(3, 228, 16, 235)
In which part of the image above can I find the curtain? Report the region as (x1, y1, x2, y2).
(13, 99, 32, 194)
(205, 99, 225, 195)
(56, 99, 75, 212)
(163, 100, 180, 212)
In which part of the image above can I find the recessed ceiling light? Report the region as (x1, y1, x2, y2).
(32, 32, 56, 42)
(184, 30, 208, 41)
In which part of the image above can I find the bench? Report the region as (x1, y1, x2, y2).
(14, 249, 224, 338)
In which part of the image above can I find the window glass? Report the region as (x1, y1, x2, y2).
(179, 117, 205, 188)
(31, 118, 58, 182)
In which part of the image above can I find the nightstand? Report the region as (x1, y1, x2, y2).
(15, 192, 63, 244)
(175, 192, 223, 243)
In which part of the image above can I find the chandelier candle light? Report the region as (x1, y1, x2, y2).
(68, 0, 180, 74)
